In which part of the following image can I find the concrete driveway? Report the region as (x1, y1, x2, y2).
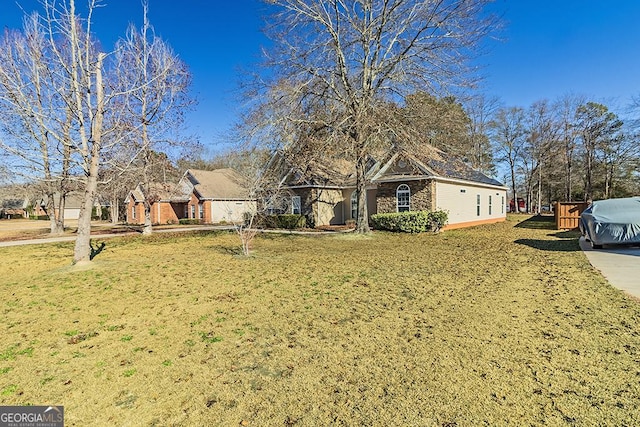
(579, 236, 640, 299)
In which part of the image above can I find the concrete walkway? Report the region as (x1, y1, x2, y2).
(579, 236, 640, 299)
(0, 225, 347, 248)
(0, 225, 232, 248)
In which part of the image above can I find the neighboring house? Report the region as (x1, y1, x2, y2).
(275, 145, 508, 230)
(124, 182, 177, 225)
(172, 169, 255, 224)
(34, 192, 108, 220)
(0, 198, 29, 219)
(124, 168, 255, 225)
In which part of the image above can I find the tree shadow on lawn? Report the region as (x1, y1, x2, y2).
(515, 238, 580, 252)
(210, 245, 243, 256)
(514, 214, 556, 230)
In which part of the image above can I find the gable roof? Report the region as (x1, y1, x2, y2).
(267, 150, 355, 189)
(125, 182, 176, 204)
(269, 144, 504, 190)
(372, 145, 505, 188)
(173, 168, 251, 201)
(37, 192, 107, 209)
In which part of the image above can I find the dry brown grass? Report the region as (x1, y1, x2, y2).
(0, 216, 639, 426)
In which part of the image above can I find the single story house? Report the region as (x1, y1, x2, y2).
(0, 198, 29, 219)
(125, 168, 256, 225)
(34, 192, 108, 220)
(274, 145, 507, 230)
(124, 182, 177, 224)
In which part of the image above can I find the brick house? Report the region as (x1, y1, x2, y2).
(274, 145, 507, 230)
(125, 168, 255, 225)
(124, 182, 177, 225)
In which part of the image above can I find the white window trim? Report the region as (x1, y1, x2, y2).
(292, 195, 301, 215)
(396, 184, 410, 212)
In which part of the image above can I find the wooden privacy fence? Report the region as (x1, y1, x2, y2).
(554, 202, 589, 230)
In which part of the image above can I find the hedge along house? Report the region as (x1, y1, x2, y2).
(274, 144, 507, 229)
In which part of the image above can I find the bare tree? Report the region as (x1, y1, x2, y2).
(0, 0, 193, 264)
(522, 99, 557, 212)
(554, 94, 584, 202)
(574, 102, 623, 201)
(464, 94, 500, 175)
(489, 106, 526, 211)
(599, 128, 637, 199)
(111, 2, 193, 235)
(0, 13, 72, 234)
(254, 0, 498, 233)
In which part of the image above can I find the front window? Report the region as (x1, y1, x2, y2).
(199, 203, 204, 219)
(477, 194, 481, 216)
(131, 205, 136, 220)
(292, 196, 301, 215)
(489, 195, 492, 215)
(190, 204, 196, 219)
(351, 191, 358, 219)
(397, 184, 410, 212)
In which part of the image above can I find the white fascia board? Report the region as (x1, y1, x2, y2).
(432, 176, 508, 191)
(370, 153, 400, 181)
(372, 175, 429, 183)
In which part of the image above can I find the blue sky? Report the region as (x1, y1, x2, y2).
(486, 0, 640, 110)
(2, 0, 640, 154)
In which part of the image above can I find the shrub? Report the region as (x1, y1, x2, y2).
(260, 214, 307, 230)
(429, 210, 448, 232)
(370, 210, 448, 233)
(179, 219, 201, 225)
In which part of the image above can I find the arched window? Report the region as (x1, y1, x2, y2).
(350, 191, 358, 220)
(396, 184, 410, 212)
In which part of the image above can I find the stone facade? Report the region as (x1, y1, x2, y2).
(376, 180, 435, 213)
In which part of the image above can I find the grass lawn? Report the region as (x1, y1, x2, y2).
(0, 215, 639, 426)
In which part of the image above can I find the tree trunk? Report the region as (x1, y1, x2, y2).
(110, 193, 119, 224)
(566, 160, 572, 202)
(73, 52, 105, 264)
(56, 193, 66, 233)
(510, 161, 517, 213)
(537, 164, 542, 213)
(73, 171, 98, 264)
(143, 200, 152, 235)
(355, 154, 370, 233)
